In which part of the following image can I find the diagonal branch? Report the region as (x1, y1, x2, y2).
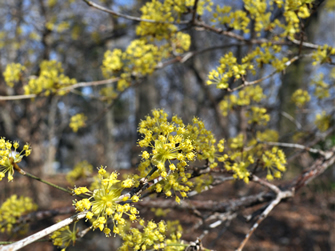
(236, 187, 293, 251)
(0, 78, 118, 101)
(0, 211, 87, 251)
(82, 0, 189, 24)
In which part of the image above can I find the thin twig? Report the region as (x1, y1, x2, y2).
(0, 212, 87, 251)
(14, 164, 72, 194)
(235, 188, 293, 251)
(82, 0, 189, 24)
(261, 141, 326, 156)
(281, 111, 302, 130)
(251, 175, 281, 193)
(0, 79, 118, 101)
(77, 226, 93, 238)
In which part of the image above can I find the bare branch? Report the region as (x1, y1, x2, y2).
(82, 0, 189, 24)
(191, 0, 199, 23)
(0, 212, 87, 251)
(236, 188, 293, 251)
(0, 78, 118, 101)
(262, 141, 327, 156)
(281, 111, 302, 130)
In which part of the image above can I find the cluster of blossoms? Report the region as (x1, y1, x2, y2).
(211, 0, 309, 37)
(219, 85, 265, 116)
(246, 106, 270, 126)
(314, 111, 331, 132)
(66, 160, 93, 185)
(0, 195, 37, 234)
(207, 0, 317, 90)
(137, 109, 225, 202)
(311, 74, 330, 100)
(0, 138, 31, 182)
(100, 40, 164, 98)
(280, 0, 313, 38)
(136, 0, 212, 40)
(207, 52, 253, 89)
(50, 223, 77, 251)
(136, 0, 177, 40)
(311, 45, 335, 65)
(207, 41, 291, 90)
(102, 40, 163, 79)
(252, 43, 288, 72)
(45, 20, 70, 33)
(224, 129, 287, 182)
(69, 113, 87, 133)
(170, 32, 191, 55)
(291, 89, 311, 108)
(73, 167, 139, 236)
(2, 63, 26, 87)
(224, 134, 252, 183)
(262, 147, 287, 180)
(99, 86, 118, 103)
(119, 220, 183, 251)
(24, 60, 77, 96)
(211, 5, 250, 33)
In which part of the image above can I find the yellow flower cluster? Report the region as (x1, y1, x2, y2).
(2, 63, 26, 87)
(136, 0, 211, 38)
(211, 0, 313, 39)
(0, 195, 37, 234)
(137, 109, 225, 201)
(124, 40, 161, 76)
(99, 86, 118, 103)
(101, 49, 123, 78)
(224, 129, 286, 183)
(136, 0, 177, 40)
(208, 42, 291, 90)
(271, 0, 312, 38)
(66, 160, 93, 185)
(24, 60, 77, 96)
(73, 167, 138, 236)
(194, 173, 213, 193)
(211, 6, 250, 33)
(0, 138, 31, 182)
(171, 32, 191, 54)
(50, 223, 77, 251)
(247, 129, 280, 156)
(69, 113, 87, 133)
(262, 147, 286, 180)
(315, 111, 331, 132)
(311, 45, 335, 65)
(291, 89, 311, 108)
(258, 129, 279, 142)
(101, 40, 163, 92)
(207, 52, 252, 89)
(219, 85, 265, 116)
(252, 43, 288, 71)
(119, 220, 183, 251)
(224, 134, 252, 182)
(246, 106, 270, 126)
(311, 74, 330, 99)
(244, 0, 271, 35)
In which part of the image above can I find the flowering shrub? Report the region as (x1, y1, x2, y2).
(0, 0, 334, 250)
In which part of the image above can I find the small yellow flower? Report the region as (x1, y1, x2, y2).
(0, 138, 32, 182)
(51, 223, 77, 250)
